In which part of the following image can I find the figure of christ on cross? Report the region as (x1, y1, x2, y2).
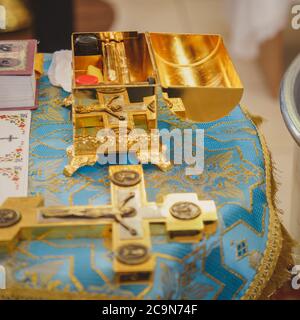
(0, 165, 217, 284)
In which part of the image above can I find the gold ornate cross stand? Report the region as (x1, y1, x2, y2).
(64, 90, 172, 177)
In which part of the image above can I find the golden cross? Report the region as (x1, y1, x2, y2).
(0, 165, 217, 283)
(64, 90, 172, 176)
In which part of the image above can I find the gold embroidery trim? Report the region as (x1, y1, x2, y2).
(240, 105, 284, 300)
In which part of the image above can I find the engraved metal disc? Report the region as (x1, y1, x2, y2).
(116, 244, 150, 265)
(0, 209, 21, 228)
(110, 170, 141, 187)
(170, 201, 201, 220)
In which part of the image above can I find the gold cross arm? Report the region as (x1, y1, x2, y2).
(0, 165, 217, 284)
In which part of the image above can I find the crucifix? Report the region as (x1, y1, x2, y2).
(0, 165, 217, 283)
(0, 134, 18, 142)
(64, 89, 172, 177)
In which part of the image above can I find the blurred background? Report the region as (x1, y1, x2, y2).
(0, 0, 300, 299)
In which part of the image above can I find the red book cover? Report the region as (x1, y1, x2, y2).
(0, 39, 37, 76)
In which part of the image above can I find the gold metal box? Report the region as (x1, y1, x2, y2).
(64, 31, 243, 176)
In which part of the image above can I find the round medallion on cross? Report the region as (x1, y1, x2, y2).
(170, 201, 202, 220)
(110, 170, 141, 187)
(116, 243, 150, 265)
(0, 209, 21, 228)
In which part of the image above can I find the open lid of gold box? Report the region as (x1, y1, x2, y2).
(72, 31, 243, 122)
(147, 33, 243, 121)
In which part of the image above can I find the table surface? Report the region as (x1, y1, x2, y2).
(0, 55, 282, 300)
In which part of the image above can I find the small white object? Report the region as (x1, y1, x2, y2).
(48, 50, 72, 93)
(0, 265, 5, 290)
(0, 5, 6, 30)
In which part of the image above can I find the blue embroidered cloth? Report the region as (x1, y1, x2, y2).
(0, 55, 278, 300)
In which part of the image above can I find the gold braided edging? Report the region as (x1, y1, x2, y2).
(259, 225, 295, 299)
(240, 105, 295, 300)
(0, 287, 135, 300)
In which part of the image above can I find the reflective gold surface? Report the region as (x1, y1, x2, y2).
(72, 31, 243, 121)
(72, 31, 156, 88)
(148, 33, 231, 87)
(148, 33, 243, 121)
(0, 165, 217, 284)
(67, 31, 244, 174)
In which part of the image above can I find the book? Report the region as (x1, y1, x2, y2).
(0, 39, 38, 110)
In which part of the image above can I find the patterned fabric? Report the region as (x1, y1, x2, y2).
(0, 55, 279, 300)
